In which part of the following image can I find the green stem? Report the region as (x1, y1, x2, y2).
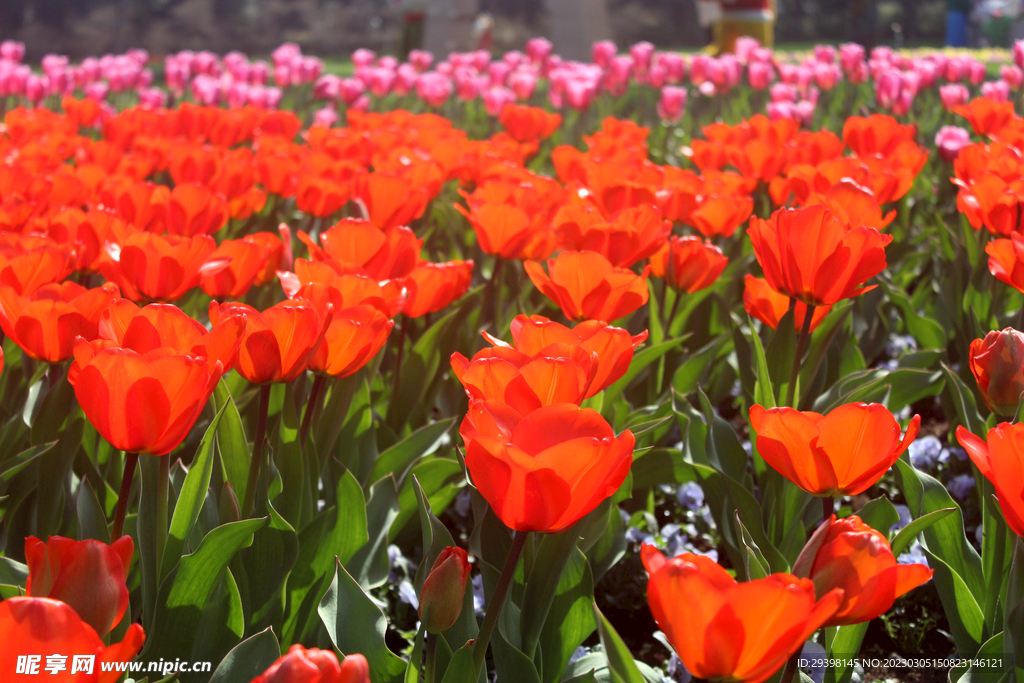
(822, 496, 834, 525)
(111, 452, 139, 540)
(390, 316, 407, 400)
(785, 302, 816, 408)
(491, 258, 505, 331)
(425, 633, 437, 683)
(156, 454, 169, 569)
(299, 374, 325, 449)
(778, 650, 802, 683)
(472, 530, 529, 675)
(666, 287, 683, 334)
(242, 384, 272, 518)
(982, 496, 1008, 638)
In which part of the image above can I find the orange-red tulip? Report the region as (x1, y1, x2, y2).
(987, 233, 1024, 294)
(748, 206, 892, 306)
(649, 236, 727, 293)
(250, 645, 370, 683)
(641, 545, 843, 683)
(956, 423, 1024, 537)
(499, 104, 562, 142)
(0, 597, 145, 683)
(460, 400, 634, 532)
(969, 328, 1024, 417)
(0, 240, 77, 296)
(402, 260, 474, 318)
(353, 172, 431, 231)
(0, 282, 119, 362)
(25, 536, 133, 637)
(419, 546, 472, 633)
(451, 343, 597, 415)
(456, 201, 556, 261)
(295, 176, 349, 218)
(554, 204, 671, 268)
(164, 183, 230, 236)
(954, 98, 1016, 137)
(209, 300, 330, 384)
(793, 515, 933, 626)
(484, 314, 647, 397)
(742, 275, 831, 332)
(749, 403, 920, 497)
(99, 300, 244, 371)
(200, 234, 282, 298)
(289, 282, 393, 378)
(69, 340, 224, 456)
(99, 232, 225, 302)
(689, 194, 754, 238)
(842, 115, 919, 158)
(281, 258, 406, 318)
(524, 250, 650, 322)
(299, 219, 421, 281)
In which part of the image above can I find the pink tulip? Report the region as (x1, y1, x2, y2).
(313, 104, 339, 127)
(351, 48, 376, 69)
(875, 69, 903, 109)
(839, 43, 865, 74)
(409, 49, 434, 71)
(314, 74, 341, 100)
(526, 37, 553, 64)
(794, 99, 816, 126)
(138, 87, 167, 109)
(967, 60, 987, 86)
(936, 125, 971, 162)
(369, 67, 396, 97)
(770, 82, 798, 103)
(748, 61, 774, 89)
(483, 86, 515, 116)
(766, 101, 795, 121)
(488, 61, 512, 87)
(1002, 65, 1024, 89)
(690, 54, 710, 85)
(339, 77, 366, 105)
(503, 50, 524, 69)
(394, 63, 419, 95)
(630, 41, 655, 74)
(982, 80, 1011, 102)
(509, 69, 538, 100)
(657, 85, 687, 122)
(378, 56, 399, 71)
(566, 79, 596, 110)
(658, 52, 686, 83)
(85, 82, 109, 101)
(1015, 40, 1024, 70)
(646, 64, 667, 88)
(25, 74, 48, 105)
(471, 50, 492, 72)
(891, 88, 915, 117)
(945, 57, 965, 82)
(734, 36, 761, 64)
(592, 40, 617, 68)
(250, 60, 269, 85)
(0, 40, 24, 63)
(940, 83, 970, 110)
(417, 71, 454, 107)
(813, 62, 840, 90)
(814, 45, 836, 64)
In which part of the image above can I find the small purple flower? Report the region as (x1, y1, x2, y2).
(908, 435, 942, 470)
(948, 474, 975, 501)
(676, 481, 705, 511)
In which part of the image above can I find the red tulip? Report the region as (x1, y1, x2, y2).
(793, 515, 933, 626)
(0, 240, 77, 296)
(956, 424, 1024, 537)
(69, 339, 223, 456)
(969, 328, 1024, 416)
(483, 314, 647, 397)
(99, 300, 244, 371)
(742, 275, 831, 332)
(525, 250, 650, 322)
(419, 546, 472, 633)
(281, 258, 406, 318)
(554, 204, 671, 268)
(209, 300, 331, 384)
(200, 235, 282, 298)
(25, 535, 133, 637)
(649, 236, 727, 293)
(749, 403, 920, 497)
(460, 400, 634, 532)
(986, 233, 1024, 294)
(250, 645, 370, 683)
(748, 206, 891, 306)
(99, 232, 226, 302)
(0, 597, 145, 683)
(299, 218, 421, 281)
(0, 282, 120, 362)
(401, 260, 474, 318)
(641, 545, 842, 683)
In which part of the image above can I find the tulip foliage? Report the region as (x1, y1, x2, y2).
(1, 37, 1024, 683)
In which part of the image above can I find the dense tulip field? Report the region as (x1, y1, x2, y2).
(3, 30, 1024, 683)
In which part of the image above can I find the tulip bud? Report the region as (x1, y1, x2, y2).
(25, 535, 133, 636)
(418, 547, 471, 633)
(969, 328, 1024, 417)
(340, 654, 371, 683)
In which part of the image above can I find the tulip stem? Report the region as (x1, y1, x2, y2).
(112, 452, 139, 541)
(822, 497, 834, 525)
(472, 530, 529, 676)
(242, 384, 272, 518)
(666, 288, 683, 334)
(156, 454, 169, 569)
(779, 650, 803, 683)
(299, 374, 326, 449)
(785, 303, 816, 408)
(391, 316, 407, 400)
(425, 633, 437, 683)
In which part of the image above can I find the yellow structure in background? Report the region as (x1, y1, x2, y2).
(708, 0, 776, 53)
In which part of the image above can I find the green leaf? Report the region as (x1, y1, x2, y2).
(439, 645, 476, 683)
(520, 525, 583, 660)
(592, 603, 645, 683)
(411, 474, 457, 591)
(367, 418, 455, 488)
(747, 315, 776, 409)
(0, 441, 54, 483)
(144, 518, 266, 664)
(319, 558, 406, 683)
(823, 623, 870, 683)
(927, 550, 985, 654)
(0, 557, 28, 586)
(392, 457, 464, 541)
(890, 507, 957, 557)
(672, 334, 729, 396)
(208, 627, 280, 683)
(347, 475, 401, 589)
(856, 497, 900, 535)
(941, 362, 986, 434)
(539, 549, 596, 683)
(212, 381, 250, 508)
(242, 499, 298, 631)
(735, 511, 770, 580)
(161, 405, 225, 580)
(76, 479, 110, 544)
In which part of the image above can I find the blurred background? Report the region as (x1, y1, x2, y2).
(0, 0, 1007, 62)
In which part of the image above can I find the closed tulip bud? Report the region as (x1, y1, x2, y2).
(25, 536, 134, 637)
(418, 547, 472, 633)
(969, 328, 1024, 417)
(793, 516, 933, 626)
(251, 644, 370, 683)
